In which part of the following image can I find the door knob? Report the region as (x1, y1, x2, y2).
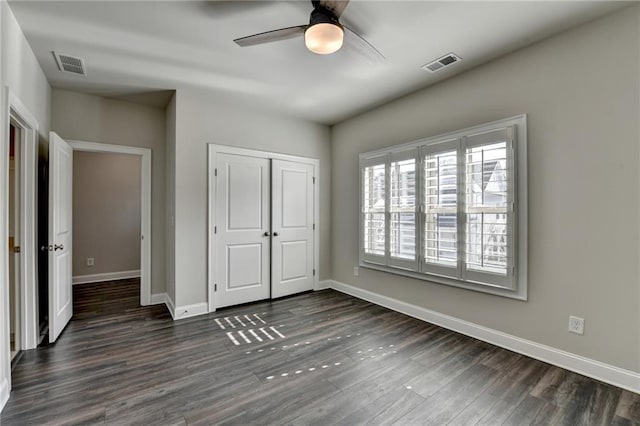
(263, 231, 270, 237)
(273, 232, 279, 237)
(40, 245, 53, 252)
(54, 244, 64, 251)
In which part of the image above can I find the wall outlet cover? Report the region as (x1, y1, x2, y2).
(353, 267, 359, 277)
(87, 257, 95, 267)
(568, 316, 584, 335)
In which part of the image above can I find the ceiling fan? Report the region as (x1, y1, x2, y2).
(233, 0, 383, 59)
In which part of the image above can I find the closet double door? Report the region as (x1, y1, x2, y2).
(214, 152, 315, 308)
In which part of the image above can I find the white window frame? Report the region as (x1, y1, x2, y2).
(358, 115, 528, 300)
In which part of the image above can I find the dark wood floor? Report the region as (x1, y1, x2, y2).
(1, 280, 639, 425)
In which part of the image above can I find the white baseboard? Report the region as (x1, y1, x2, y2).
(151, 292, 176, 320)
(0, 377, 9, 413)
(72, 270, 141, 285)
(316, 280, 331, 290)
(166, 294, 176, 320)
(151, 293, 167, 305)
(173, 302, 207, 320)
(328, 280, 640, 394)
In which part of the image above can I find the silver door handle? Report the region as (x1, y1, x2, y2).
(41, 245, 53, 252)
(54, 244, 64, 251)
(263, 232, 270, 237)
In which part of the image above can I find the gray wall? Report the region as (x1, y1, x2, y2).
(51, 90, 167, 294)
(331, 6, 640, 372)
(72, 152, 141, 277)
(173, 89, 331, 307)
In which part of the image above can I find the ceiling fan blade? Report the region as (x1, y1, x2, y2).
(318, 0, 350, 18)
(234, 25, 307, 47)
(343, 25, 384, 62)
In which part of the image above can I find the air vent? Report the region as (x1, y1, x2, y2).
(53, 52, 86, 76)
(422, 53, 461, 73)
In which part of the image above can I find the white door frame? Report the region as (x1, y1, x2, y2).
(1, 88, 39, 409)
(207, 144, 320, 313)
(67, 140, 152, 306)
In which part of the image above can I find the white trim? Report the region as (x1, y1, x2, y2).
(315, 280, 331, 290)
(165, 294, 176, 320)
(67, 140, 152, 306)
(72, 270, 141, 285)
(151, 292, 176, 319)
(7, 90, 39, 352)
(207, 144, 321, 312)
(0, 378, 9, 412)
(328, 280, 640, 394)
(150, 292, 167, 305)
(173, 302, 208, 320)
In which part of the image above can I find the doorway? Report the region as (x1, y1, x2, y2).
(4, 92, 39, 357)
(207, 145, 320, 311)
(43, 136, 152, 344)
(72, 151, 141, 282)
(67, 140, 152, 307)
(8, 124, 21, 363)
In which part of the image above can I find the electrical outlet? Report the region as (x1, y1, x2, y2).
(87, 257, 94, 267)
(353, 266, 359, 277)
(568, 316, 584, 335)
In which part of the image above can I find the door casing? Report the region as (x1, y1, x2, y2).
(1, 89, 39, 408)
(67, 140, 152, 306)
(207, 144, 320, 312)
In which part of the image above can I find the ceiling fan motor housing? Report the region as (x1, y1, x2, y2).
(308, 6, 342, 30)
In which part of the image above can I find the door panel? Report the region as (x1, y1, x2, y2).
(48, 132, 73, 342)
(216, 154, 270, 308)
(227, 244, 262, 289)
(272, 160, 314, 298)
(228, 163, 265, 230)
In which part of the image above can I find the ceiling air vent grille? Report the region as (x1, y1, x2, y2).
(422, 53, 461, 73)
(53, 52, 86, 76)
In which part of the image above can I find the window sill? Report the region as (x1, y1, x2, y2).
(359, 261, 527, 301)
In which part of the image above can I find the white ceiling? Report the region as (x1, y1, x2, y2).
(8, 0, 629, 125)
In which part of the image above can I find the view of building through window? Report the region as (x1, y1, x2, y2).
(363, 163, 385, 256)
(390, 158, 416, 260)
(466, 142, 509, 274)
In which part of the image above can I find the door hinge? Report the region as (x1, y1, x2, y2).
(214, 226, 217, 234)
(312, 223, 315, 230)
(214, 168, 218, 177)
(13, 246, 20, 253)
(214, 284, 217, 292)
(313, 269, 316, 276)
(312, 177, 316, 184)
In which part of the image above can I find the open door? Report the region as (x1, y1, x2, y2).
(47, 132, 73, 342)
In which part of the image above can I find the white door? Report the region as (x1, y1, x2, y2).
(215, 154, 271, 308)
(271, 160, 314, 298)
(48, 132, 73, 342)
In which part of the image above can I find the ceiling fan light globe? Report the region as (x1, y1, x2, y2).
(305, 23, 344, 54)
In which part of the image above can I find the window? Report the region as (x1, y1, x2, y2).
(359, 116, 527, 299)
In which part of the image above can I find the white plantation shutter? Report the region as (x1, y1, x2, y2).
(359, 116, 525, 298)
(389, 148, 418, 270)
(361, 155, 387, 264)
(463, 127, 515, 288)
(421, 139, 459, 277)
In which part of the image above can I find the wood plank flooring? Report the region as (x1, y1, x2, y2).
(1, 279, 639, 425)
